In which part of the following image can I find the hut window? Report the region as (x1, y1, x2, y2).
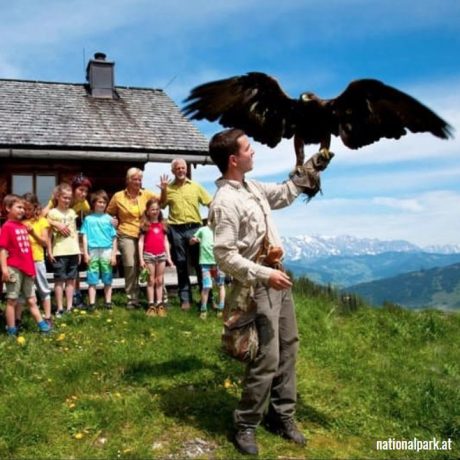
(12, 174, 57, 205)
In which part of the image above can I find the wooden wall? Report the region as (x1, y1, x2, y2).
(0, 158, 148, 219)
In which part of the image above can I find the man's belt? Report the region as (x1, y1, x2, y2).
(169, 222, 201, 230)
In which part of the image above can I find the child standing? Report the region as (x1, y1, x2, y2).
(44, 173, 92, 308)
(22, 193, 53, 325)
(139, 198, 172, 317)
(80, 190, 117, 310)
(47, 183, 80, 317)
(190, 220, 226, 319)
(0, 194, 51, 335)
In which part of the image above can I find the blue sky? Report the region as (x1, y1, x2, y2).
(1, 0, 459, 246)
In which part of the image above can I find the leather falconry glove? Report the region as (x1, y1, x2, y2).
(290, 150, 334, 199)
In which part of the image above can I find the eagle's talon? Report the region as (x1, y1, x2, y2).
(319, 147, 331, 160)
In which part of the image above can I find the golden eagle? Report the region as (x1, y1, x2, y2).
(183, 72, 453, 167)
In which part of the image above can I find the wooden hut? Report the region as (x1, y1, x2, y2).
(0, 52, 209, 218)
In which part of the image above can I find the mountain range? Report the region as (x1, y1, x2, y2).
(281, 235, 460, 261)
(281, 235, 460, 309)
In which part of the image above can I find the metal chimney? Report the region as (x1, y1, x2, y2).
(86, 52, 115, 98)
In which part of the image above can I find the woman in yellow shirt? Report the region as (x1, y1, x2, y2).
(106, 167, 159, 309)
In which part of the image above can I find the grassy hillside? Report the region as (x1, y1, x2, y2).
(0, 282, 459, 459)
(347, 262, 460, 310)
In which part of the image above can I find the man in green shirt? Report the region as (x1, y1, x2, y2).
(160, 158, 212, 310)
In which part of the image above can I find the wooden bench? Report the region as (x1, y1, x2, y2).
(46, 266, 197, 290)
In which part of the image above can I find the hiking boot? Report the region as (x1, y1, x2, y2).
(263, 414, 306, 445)
(234, 428, 258, 455)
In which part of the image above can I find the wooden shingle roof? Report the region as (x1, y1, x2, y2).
(0, 79, 209, 162)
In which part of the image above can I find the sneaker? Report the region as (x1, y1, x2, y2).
(87, 304, 96, 312)
(15, 319, 23, 332)
(263, 414, 306, 446)
(104, 302, 113, 310)
(38, 320, 52, 334)
(234, 428, 258, 455)
(216, 309, 223, 318)
(6, 326, 18, 336)
(127, 301, 139, 310)
(180, 302, 191, 311)
(44, 317, 53, 328)
(199, 311, 207, 319)
(55, 309, 65, 318)
(73, 292, 84, 308)
(146, 304, 158, 317)
(157, 305, 167, 317)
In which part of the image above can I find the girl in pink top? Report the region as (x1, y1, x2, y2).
(138, 198, 173, 316)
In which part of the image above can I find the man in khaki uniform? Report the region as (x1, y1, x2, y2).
(209, 128, 332, 455)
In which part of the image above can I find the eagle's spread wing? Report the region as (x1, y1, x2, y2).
(329, 79, 454, 149)
(183, 72, 323, 147)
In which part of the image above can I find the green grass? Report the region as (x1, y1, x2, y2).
(0, 282, 459, 459)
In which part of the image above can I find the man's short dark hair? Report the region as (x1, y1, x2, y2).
(209, 128, 246, 174)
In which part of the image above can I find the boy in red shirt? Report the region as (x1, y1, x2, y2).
(0, 194, 52, 336)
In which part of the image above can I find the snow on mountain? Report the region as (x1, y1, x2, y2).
(281, 235, 460, 262)
(423, 244, 460, 254)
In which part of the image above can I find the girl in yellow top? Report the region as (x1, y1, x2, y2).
(22, 192, 53, 325)
(43, 173, 92, 307)
(43, 173, 92, 228)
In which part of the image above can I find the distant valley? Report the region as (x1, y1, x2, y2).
(345, 263, 460, 310)
(282, 235, 460, 309)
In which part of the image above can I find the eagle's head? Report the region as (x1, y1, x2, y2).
(300, 92, 320, 104)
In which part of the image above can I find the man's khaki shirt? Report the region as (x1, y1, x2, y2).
(209, 178, 300, 286)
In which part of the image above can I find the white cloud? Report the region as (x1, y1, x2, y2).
(372, 197, 423, 212)
(273, 190, 460, 246)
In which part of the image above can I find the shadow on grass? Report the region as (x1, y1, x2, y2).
(122, 356, 239, 435)
(297, 399, 334, 429)
(155, 384, 334, 437)
(157, 384, 239, 436)
(122, 356, 333, 436)
(123, 356, 214, 381)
